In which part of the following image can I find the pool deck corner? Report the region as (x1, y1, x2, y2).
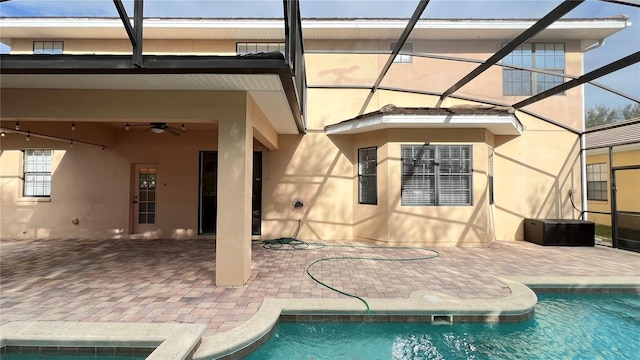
(0, 321, 206, 360)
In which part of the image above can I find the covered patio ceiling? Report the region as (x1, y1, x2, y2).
(0, 70, 299, 134)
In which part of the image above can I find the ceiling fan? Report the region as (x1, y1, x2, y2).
(125, 122, 185, 136)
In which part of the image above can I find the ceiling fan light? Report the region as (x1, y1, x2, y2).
(150, 127, 165, 134)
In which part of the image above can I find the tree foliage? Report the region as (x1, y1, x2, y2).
(586, 103, 640, 128)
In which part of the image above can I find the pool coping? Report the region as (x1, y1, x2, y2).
(193, 277, 538, 359)
(0, 322, 206, 360)
(192, 276, 640, 360)
(2, 276, 638, 360)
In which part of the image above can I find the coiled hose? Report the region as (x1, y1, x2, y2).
(257, 220, 440, 317)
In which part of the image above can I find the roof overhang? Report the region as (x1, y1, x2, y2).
(0, 53, 304, 134)
(325, 107, 523, 136)
(0, 17, 631, 50)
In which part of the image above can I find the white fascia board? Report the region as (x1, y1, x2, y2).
(301, 19, 630, 30)
(1, 17, 629, 31)
(326, 114, 522, 135)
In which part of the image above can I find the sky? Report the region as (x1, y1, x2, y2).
(0, 0, 638, 110)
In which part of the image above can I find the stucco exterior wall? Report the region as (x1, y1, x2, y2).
(492, 113, 583, 240)
(0, 121, 224, 239)
(261, 133, 354, 241)
(1, 31, 588, 245)
(305, 39, 584, 130)
(12, 36, 584, 132)
(0, 126, 129, 239)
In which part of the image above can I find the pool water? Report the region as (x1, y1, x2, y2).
(246, 293, 640, 360)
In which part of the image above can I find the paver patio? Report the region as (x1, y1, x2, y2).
(1, 238, 638, 337)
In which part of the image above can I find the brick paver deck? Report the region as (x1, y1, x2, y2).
(1, 238, 638, 336)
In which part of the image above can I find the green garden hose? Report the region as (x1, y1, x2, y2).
(258, 228, 440, 317)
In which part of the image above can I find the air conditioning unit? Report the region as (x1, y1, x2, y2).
(524, 219, 595, 246)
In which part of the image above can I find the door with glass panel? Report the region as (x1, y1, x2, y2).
(133, 165, 157, 234)
(198, 151, 262, 235)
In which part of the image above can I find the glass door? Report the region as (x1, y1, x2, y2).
(199, 152, 218, 234)
(199, 151, 262, 235)
(133, 165, 157, 234)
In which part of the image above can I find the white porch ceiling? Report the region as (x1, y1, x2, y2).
(0, 73, 298, 134)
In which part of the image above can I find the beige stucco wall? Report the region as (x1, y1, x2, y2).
(586, 149, 640, 226)
(492, 113, 583, 240)
(1, 33, 587, 246)
(12, 36, 584, 131)
(261, 133, 354, 241)
(0, 124, 129, 239)
(0, 120, 222, 239)
(305, 39, 584, 130)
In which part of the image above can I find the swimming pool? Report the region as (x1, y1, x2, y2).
(245, 293, 640, 359)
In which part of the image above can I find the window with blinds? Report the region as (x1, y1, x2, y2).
(401, 145, 472, 206)
(358, 146, 377, 205)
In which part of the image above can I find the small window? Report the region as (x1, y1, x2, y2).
(391, 42, 412, 63)
(358, 147, 377, 205)
(33, 41, 63, 55)
(586, 163, 608, 201)
(237, 42, 285, 55)
(23, 149, 52, 197)
(502, 42, 565, 96)
(401, 145, 472, 206)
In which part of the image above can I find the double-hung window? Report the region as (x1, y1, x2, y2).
(401, 145, 472, 206)
(586, 163, 608, 201)
(502, 43, 565, 96)
(358, 147, 377, 205)
(33, 41, 63, 54)
(237, 42, 285, 55)
(23, 149, 52, 197)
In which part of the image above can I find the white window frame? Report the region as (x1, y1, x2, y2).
(401, 144, 473, 206)
(33, 41, 63, 55)
(23, 149, 52, 197)
(502, 42, 565, 96)
(586, 163, 608, 201)
(236, 42, 285, 55)
(358, 146, 377, 205)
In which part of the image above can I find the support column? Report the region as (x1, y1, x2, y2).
(216, 109, 253, 286)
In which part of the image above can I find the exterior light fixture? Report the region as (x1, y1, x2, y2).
(15, 121, 20, 130)
(26, 131, 30, 141)
(71, 122, 76, 131)
(125, 123, 130, 131)
(70, 140, 74, 147)
(1, 131, 5, 137)
(181, 123, 186, 131)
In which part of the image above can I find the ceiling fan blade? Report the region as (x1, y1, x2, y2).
(165, 127, 180, 136)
